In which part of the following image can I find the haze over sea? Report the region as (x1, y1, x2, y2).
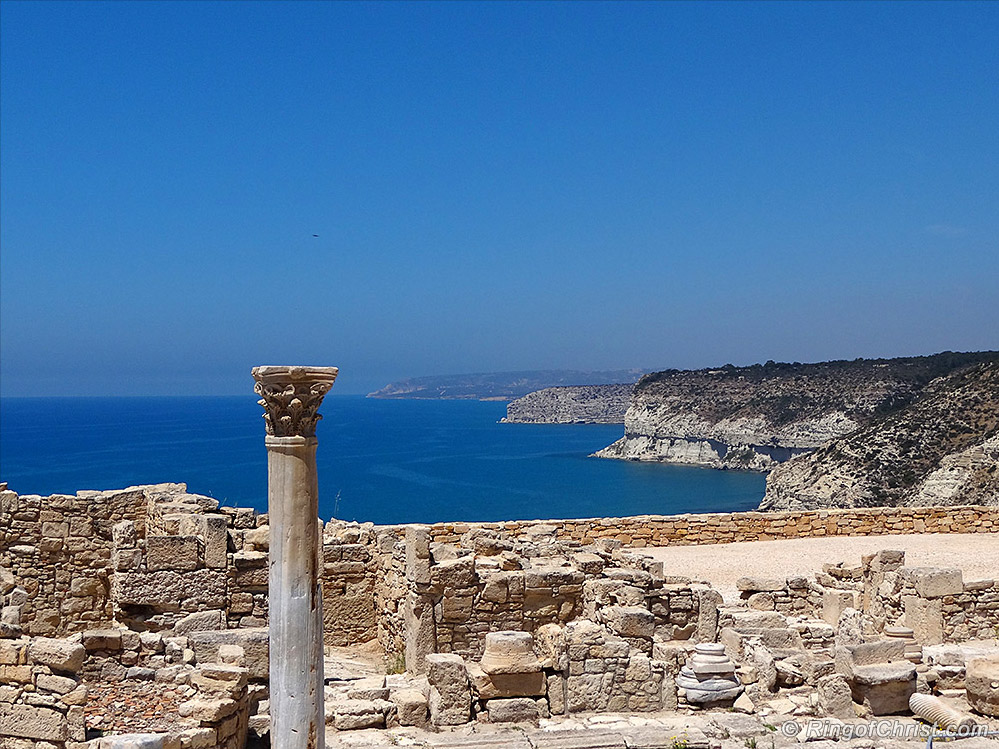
(0, 396, 764, 525)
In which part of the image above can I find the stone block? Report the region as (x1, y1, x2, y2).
(404, 593, 436, 675)
(174, 610, 224, 636)
(486, 696, 541, 723)
(600, 606, 654, 639)
(328, 698, 387, 730)
(35, 673, 78, 694)
(850, 661, 916, 715)
(816, 673, 854, 719)
(178, 697, 238, 722)
(188, 629, 268, 680)
(904, 567, 963, 598)
(736, 576, 785, 592)
(99, 735, 165, 749)
(115, 569, 226, 608)
(0, 703, 68, 741)
(822, 590, 857, 626)
(83, 629, 122, 651)
(28, 637, 86, 673)
(147, 536, 202, 572)
(427, 653, 471, 726)
(966, 655, 999, 717)
(391, 688, 429, 727)
(112, 520, 137, 548)
(903, 596, 944, 645)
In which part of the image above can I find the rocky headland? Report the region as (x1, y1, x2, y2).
(595, 351, 999, 474)
(761, 360, 999, 510)
(501, 384, 634, 424)
(368, 369, 643, 400)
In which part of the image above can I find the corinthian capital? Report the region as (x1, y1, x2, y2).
(252, 365, 339, 438)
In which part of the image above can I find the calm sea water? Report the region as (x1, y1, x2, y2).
(0, 396, 765, 524)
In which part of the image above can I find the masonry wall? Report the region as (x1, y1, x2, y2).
(425, 505, 999, 547)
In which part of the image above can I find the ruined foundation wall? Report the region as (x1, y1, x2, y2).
(425, 505, 998, 547)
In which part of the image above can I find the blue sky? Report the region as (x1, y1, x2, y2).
(2, 1, 997, 396)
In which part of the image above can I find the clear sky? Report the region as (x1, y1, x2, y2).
(1, 1, 997, 396)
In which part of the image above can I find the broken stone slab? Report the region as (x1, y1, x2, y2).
(849, 662, 917, 715)
(173, 609, 225, 636)
(428, 735, 532, 749)
(480, 631, 542, 675)
(530, 730, 628, 749)
(624, 727, 711, 749)
(188, 628, 269, 680)
(0, 702, 68, 742)
(146, 535, 203, 571)
(601, 605, 655, 639)
(427, 653, 471, 726)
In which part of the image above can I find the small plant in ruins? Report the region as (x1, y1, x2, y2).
(744, 738, 758, 749)
(670, 734, 689, 749)
(385, 650, 406, 674)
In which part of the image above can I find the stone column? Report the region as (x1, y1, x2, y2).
(252, 365, 338, 749)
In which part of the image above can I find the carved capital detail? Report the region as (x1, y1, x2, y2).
(252, 365, 339, 438)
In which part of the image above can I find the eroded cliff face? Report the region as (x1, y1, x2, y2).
(760, 361, 999, 510)
(501, 384, 634, 424)
(595, 353, 999, 472)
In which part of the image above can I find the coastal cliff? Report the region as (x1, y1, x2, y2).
(501, 384, 634, 424)
(595, 352, 999, 472)
(368, 369, 642, 400)
(761, 360, 999, 510)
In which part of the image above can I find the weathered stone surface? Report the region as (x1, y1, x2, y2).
(115, 569, 226, 607)
(966, 655, 999, 717)
(816, 673, 855, 719)
(601, 606, 655, 639)
(147, 535, 202, 572)
(83, 628, 123, 651)
(904, 567, 964, 598)
(468, 662, 546, 699)
(0, 703, 68, 741)
(486, 696, 541, 723)
(98, 734, 165, 749)
(427, 653, 471, 726)
(737, 577, 785, 592)
(391, 688, 429, 727)
(173, 610, 224, 636)
(27, 637, 86, 673)
(480, 631, 541, 675)
(188, 628, 268, 680)
(327, 698, 386, 730)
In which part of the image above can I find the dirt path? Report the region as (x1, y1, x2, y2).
(639, 532, 999, 602)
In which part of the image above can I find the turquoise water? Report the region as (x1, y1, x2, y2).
(0, 396, 765, 524)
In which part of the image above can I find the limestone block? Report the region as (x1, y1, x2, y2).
(486, 696, 541, 723)
(83, 629, 122, 651)
(696, 588, 722, 642)
(98, 735, 165, 749)
(468, 662, 546, 699)
(188, 629, 268, 680)
(115, 569, 226, 608)
(747, 593, 775, 611)
(147, 536, 202, 572)
(427, 653, 471, 726)
(178, 696, 238, 722)
(480, 631, 541, 675)
(431, 556, 476, 590)
(0, 703, 68, 741)
(816, 673, 854, 719)
(35, 673, 77, 694)
(736, 577, 785, 592)
(28, 637, 86, 673)
(903, 596, 944, 645)
(327, 698, 387, 730)
(904, 567, 963, 598)
(966, 655, 999, 717)
(404, 593, 436, 675)
(391, 688, 429, 727)
(174, 610, 224, 636)
(179, 514, 230, 569)
(112, 520, 137, 548)
(600, 606, 654, 640)
(822, 590, 857, 626)
(0, 566, 14, 594)
(191, 664, 248, 697)
(853, 662, 916, 714)
(405, 525, 432, 584)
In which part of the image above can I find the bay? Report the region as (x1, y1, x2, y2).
(0, 396, 765, 524)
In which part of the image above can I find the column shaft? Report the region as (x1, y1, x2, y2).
(266, 435, 325, 749)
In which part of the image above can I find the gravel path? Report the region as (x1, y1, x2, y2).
(640, 532, 999, 602)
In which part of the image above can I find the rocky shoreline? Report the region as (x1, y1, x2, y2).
(501, 384, 634, 424)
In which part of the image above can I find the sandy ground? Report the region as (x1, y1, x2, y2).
(640, 532, 999, 602)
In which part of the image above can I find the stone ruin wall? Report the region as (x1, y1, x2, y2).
(4, 482, 999, 745)
(425, 504, 999, 548)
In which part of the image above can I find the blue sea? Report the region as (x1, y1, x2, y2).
(0, 396, 765, 525)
